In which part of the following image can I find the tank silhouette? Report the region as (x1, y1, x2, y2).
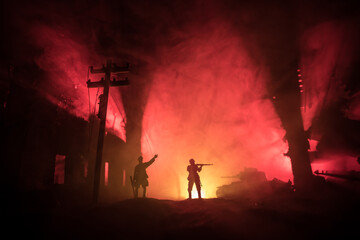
(216, 167, 293, 198)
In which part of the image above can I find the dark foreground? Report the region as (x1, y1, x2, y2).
(4, 185, 360, 240)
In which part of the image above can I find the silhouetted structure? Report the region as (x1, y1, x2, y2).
(132, 154, 157, 198)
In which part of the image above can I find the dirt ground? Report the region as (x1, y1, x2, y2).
(4, 183, 359, 240)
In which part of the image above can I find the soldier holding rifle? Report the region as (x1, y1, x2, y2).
(187, 158, 213, 199)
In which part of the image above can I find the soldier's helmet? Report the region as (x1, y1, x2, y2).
(138, 156, 143, 162)
(189, 158, 195, 164)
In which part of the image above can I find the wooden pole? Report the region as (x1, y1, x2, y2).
(87, 60, 129, 204)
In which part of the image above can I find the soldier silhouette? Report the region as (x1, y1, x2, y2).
(187, 158, 202, 199)
(133, 154, 158, 198)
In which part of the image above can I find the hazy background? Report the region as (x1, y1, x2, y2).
(2, 0, 359, 199)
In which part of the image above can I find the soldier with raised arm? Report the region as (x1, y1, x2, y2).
(133, 154, 158, 198)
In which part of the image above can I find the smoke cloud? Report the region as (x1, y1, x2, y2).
(3, 0, 360, 199)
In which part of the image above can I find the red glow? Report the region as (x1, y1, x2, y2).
(122, 169, 126, 187)
(104, 162, 109, 186)
(308, 139, 319, 152)
(23, 6, 360, 200)
(300, 21, 360, 129)
(300, 21, 360, 174)
(141, 21, 292, 199)
(312, 154, 360, 174)
(30, 25, 127, 141)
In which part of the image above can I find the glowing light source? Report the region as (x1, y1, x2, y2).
(122, 169, 126, 186)
(308, 139, 319, 152)
(104, 162, 109, 186)
(191, 189, 205, 199)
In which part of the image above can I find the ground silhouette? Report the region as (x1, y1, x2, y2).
(4, 182, 359, 240)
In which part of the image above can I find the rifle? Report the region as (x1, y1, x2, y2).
(196, 164, 213, 167)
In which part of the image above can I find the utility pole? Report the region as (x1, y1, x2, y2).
(87, 59, 129, 204)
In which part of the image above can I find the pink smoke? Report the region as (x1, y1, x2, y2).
(141, 20, 292, 199)
(31, 24, 127, 141)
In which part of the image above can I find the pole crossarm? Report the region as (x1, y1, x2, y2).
(86, 79, 104, 88)
(110, 78, 129, 86)
(86, 78, 129, 88)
